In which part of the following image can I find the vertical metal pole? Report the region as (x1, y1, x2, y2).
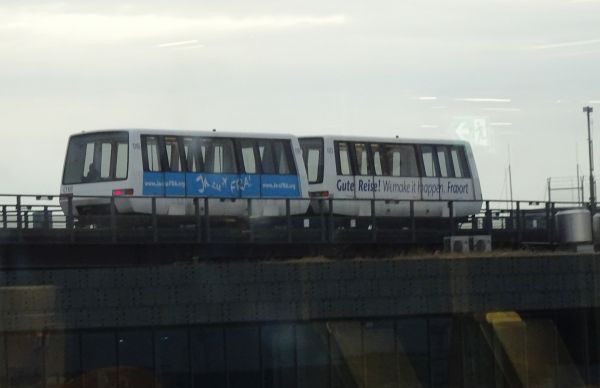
(194, 198, 201, 243)
(328, 198, 335, 243)
(545, 202, 551, 244)
(448, 201, 454, 236)
(2, 205, 7, 229)
(371, 199, 377, 243)
(67, 196, 74, 243)
(204, 197, 210, 243)
(550, 202, 556, 245)
(584, 106, 596, 210)
(516, 201, 522, 245)
(110, 197, 117, 243)
(547, 178, 552, 203)
(286, 199, 292, 243)
(485, 201, 491, 234)
(410, 200, 416, 243)
(319, 199, 326, 243)
(43, 205, 49, 229)
(247, 198, 254, 243)
(16, 195, 22, 231)
(152, 197, 158, 243)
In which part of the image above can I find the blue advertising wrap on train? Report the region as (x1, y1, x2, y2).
(144, 173, 301, 198)
(186, 173, 240, 197)
(143, 172, 164, 196)
(261, 175, 300, 197)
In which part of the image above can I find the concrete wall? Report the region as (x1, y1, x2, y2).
(1, 254, 600, 331)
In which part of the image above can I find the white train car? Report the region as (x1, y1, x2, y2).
(60, 129, 310, 218)
(298, 135, 482, 217)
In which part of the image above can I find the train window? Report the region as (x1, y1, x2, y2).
(184, 137, 204, 173)
(421, 145, 438, 177)
(143, 136, 162, 172)
(383, 144, 419, 177)
(436, 146, 451, 177)
(258, 140, 275, 174)
(354, 143, 370, 175)
(100, 142, 112, 178)
(240, 140, 259, 174)
(335, 142, 353, 175)
(204, 139, 237, 174)
(450, 146, 470, 178)
(272, 140, 293, 174)
(371, 144, 384, 176)
(63, 132, 129, 184)
(299, 138, 324, 184)
(164, 137, 183, 172)
(82, 143, 94, 178)
(115, 142, 128, 179)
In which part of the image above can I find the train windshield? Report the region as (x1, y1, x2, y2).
(63, 132, 129, 184)
(299, 138, 324, 184)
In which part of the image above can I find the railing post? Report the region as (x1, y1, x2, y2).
(16, 195, 22, 231)
(516, 201, 522, 245)
(204, 197, 210, 243)
(448, 201, 454, 236)
(410, 200, 416, 243)
(194, 198, 202, 243)
(485, 200, 492, 234)
(545, 201, 551, 244)
(152, 197, 158, 243)
(319, 199, 326, 243)
(110, 196, 117, 243)
(328, 198, 335, 243)
(2, 205, 7, 229)
(371, 199, 377, 243)
(550, 202, 556, 245)
(67, 196, 74, 243)
(286, 199, 292, 243)
(43, 205, 49, 229)
(247, 198, 254, 243)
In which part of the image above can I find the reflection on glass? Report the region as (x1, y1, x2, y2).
(81, 331, 117, 388)
(226, 326, 261, 388)
(156, 329, 190, 388)
(45, 333, 80, 388)
(296, 323, 329, 388)
(191, 327, 227, 388)
(262, 324, 296, 388)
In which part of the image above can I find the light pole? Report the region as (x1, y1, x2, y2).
(584, 106, 595, 209)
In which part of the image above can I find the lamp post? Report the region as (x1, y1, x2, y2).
(584, 106, 595, 210)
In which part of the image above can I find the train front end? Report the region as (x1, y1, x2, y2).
(60, 130, 136, 218)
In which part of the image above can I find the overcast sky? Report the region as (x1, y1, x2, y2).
(2, 0, 600, 201)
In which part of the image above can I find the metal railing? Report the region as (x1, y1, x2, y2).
(0, 194, 589, 247)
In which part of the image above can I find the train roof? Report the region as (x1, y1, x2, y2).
(299, 134, 472, 146)
(70, 128, 297, 139)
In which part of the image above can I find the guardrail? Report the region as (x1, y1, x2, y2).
(0, 194, 590, 247)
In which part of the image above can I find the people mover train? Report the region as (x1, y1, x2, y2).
(60, 129, 482, 220)
(60, 129, 310, 217)
(298, 135, 482, 218)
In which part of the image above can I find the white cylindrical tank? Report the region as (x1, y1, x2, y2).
(555, 209, 592, 244)
(593, 213, 600, 243)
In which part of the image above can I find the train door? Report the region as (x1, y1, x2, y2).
(419, 145, 442, 216)
(141, 135, 165, 196)
(352, 142, 375, 216)
(373, 143, 421, 216)
(331, 141, 356, 215)
(438, 145, 476, 216)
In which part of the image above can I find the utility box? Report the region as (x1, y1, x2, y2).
(444, 236, 470, 253)
(470, 235, 492, 252)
